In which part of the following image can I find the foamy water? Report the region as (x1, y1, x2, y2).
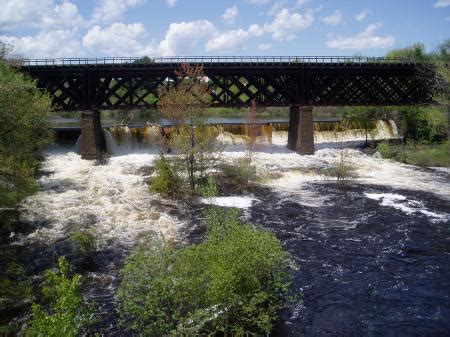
(18, 149, 182, 246)
(17, 119, 448, 249)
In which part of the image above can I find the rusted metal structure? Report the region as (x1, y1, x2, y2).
(20, 56, 438, 159)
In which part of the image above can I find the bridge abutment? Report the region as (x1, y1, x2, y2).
(287, 105, 314, 155)
(81, 110, 105, 160)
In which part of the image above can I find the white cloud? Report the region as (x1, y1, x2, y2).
(433, 0, 450, 7)
(206, 24, 262, 52)
(326, 22, 395, 50)
(1, 30, 83, 58)
(0, 0, 83, 29)
(322, 10, 342, 26)
(83, 22, 147, 56)
(166, 0, 177, 7)
(0, 0, 51, 26)
(264, 8, 314, 41)
(248, 24, 264, 36)
(223, 6, 239, 25)
(158, 20, 217, 55)
(355, 10, 370, 21)
(206, 29, 251, 52)
(41, 1, 84, 29)
(257, 43, 272, 50)
(91, 0, 147, 23)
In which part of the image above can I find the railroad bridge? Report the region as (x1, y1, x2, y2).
(20, 56, 438, 159)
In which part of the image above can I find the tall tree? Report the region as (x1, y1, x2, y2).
(157, 63, 219, 190)
(0, 42, 53, 208)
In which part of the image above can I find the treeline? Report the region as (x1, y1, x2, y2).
(0, 44, 53, 221)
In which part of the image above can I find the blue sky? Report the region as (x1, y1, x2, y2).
(0, 0, 448, 58)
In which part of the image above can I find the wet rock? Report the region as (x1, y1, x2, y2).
(136, 165, 154, 176)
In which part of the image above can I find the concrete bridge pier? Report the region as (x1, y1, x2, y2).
(287, 105, 314, 155)
(81, 110, 105, 160)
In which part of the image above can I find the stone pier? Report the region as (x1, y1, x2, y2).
(287, 105, 314, 155)
(81, 110, 105, 160)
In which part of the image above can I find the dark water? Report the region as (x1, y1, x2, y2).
(246, 183, 450, 336)
(2, 156, 449, 335)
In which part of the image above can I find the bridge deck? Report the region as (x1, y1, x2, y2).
(19, 56, 437, 110)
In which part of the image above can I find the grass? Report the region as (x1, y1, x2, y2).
(377, 141, 450, 167)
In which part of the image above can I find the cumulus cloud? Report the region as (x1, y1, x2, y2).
(264, 8, 314, 41)
(223, 6, 238, 25)
(206, 29, 251, 52)
(0, 0, 50, 26)
(322, 10, 342, 25)
(206, 24, 262, 52)
(82, 22, 147, 55)
(0, 0, 83, 29)
(0, 30, 83, 58)
(91, 0, 147, 23)
(41, 1, 84, 29)
(355, 10, 370, 21)
(158, 20, 217, 55)
(166, 0, 177, 7)
(433, 0, 450, 7)
(326, 22, 395, 50)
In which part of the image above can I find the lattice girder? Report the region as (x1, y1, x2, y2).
(24, 62, 438, 110)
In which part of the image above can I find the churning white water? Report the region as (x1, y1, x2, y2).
(18, 149, 182, 246)
(17, 118, 448, 249)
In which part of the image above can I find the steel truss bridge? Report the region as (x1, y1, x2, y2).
(20, 56, 438, 111)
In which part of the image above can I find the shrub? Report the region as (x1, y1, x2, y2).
(70, 229, 96, 258)
(116, 208, 291, 335)
(223, 157, 257, 190)
(197, 176, 219, 198)
(26, 257, 93, 337)
(406, 141, 450, 167)
(149, 153, 181, 197)
(323, 149, 357, 185)
(377, 141, 400, 159)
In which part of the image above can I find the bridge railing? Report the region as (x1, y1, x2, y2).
(20, 56, 422, 67)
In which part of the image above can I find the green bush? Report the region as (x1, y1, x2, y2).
(197, 176, 219, 197)
(406, 141, 450, 167)
(116, 208, 291, 335)
(223, 157, 257, 190)
(149, 153, 181, 197)
(377, 142, 400, 160)
(26, 257, 93, 337)
(70, 229, 96, 258)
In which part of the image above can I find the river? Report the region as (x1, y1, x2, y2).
(3, 123, 449, 335)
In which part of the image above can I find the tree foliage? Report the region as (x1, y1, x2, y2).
(157, 63, 219, 190)
(386, 40, 449, 141)
(116, 208, 291, 335)
(149, 153, 181, 197)
(386, 42, 431, 61)
(0, 47, 52, 208)
(26, 257, 93, 337)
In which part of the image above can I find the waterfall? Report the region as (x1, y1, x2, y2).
(104, 125, 163, 155)
(73, 119, 401, 156)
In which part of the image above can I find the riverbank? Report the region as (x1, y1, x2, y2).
(377, 141, 450, 167)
